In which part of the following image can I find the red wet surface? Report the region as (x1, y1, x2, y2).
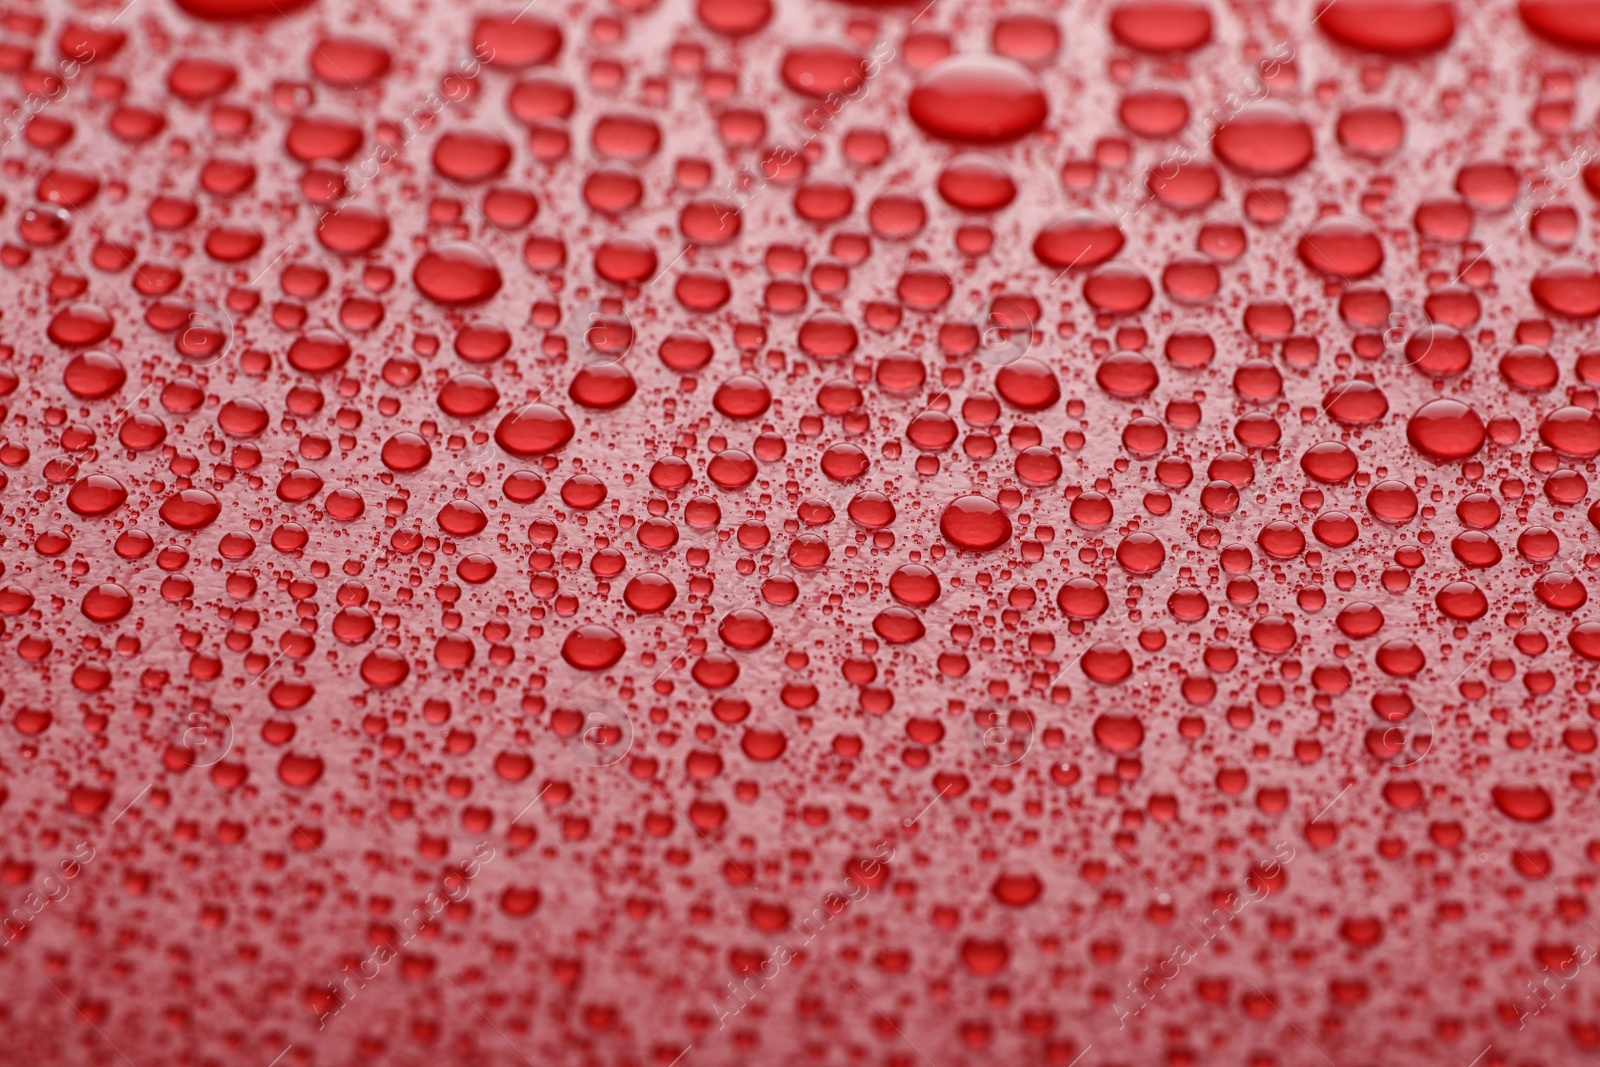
(4, 1, 1600, 1065)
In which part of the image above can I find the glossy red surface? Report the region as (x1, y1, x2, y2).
(4, 1, 1600, 1065)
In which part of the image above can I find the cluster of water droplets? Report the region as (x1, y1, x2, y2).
(5, 1, 1600, 1065)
